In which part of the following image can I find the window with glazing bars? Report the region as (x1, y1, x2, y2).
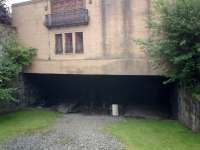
(55, 34, 63, 54)
(65, 33, 73, 53)
(75, 32, 83, 53)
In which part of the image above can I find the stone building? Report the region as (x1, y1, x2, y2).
(12, 0, 173, 115)
(11, 0, 200, 132)
(12, 0, 155, 75)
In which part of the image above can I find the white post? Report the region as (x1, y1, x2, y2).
(112, 104, 119, 116)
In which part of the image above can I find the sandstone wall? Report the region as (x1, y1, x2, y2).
(12, 0, 159, 75)
(178, 89, 200, 132)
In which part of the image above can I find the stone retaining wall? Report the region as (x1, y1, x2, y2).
(178, 89, 200, 132)
(0, 74, 41, 114)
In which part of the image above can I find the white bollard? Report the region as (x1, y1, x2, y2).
(112, 104, 119, 116)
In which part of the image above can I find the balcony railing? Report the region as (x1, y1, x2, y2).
(44, 9, 89, 28)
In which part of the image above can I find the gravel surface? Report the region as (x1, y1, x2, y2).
(0, 114, 125, 150)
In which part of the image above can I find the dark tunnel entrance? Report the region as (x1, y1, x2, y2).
(24, 74, 176, 117)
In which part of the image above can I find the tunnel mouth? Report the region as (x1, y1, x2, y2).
(24, 74, 176, 118)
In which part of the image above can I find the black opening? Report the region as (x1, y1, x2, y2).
(24, 74, 176, 117)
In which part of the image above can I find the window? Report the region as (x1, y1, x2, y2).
(75, 32, 84, 53)
(55, 32, 84, 55)
(65, 33, 73, 53)
(55, 34, 63, 54)
(51, 0, 85, 13)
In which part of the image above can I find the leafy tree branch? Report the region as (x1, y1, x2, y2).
(140, 0, 200, 93)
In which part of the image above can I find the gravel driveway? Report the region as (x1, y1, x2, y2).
(0, 114, 125, 150)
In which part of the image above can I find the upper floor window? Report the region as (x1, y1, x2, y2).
(55, 34, 63, 54)
(51, 0, 85, 13)
(65, 33, 73, 53)
(75, 32, 84, 53)
(55, 32, 84, 54)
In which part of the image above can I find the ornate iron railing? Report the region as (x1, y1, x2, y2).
(44, 9, 89, 28)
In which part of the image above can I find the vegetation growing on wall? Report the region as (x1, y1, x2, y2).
(140, 0, 200, 98)
(0, 25, 36, 105)
(0, 1, 36, 107)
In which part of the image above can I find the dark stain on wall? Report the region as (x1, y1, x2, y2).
(101, 0, 108, 57)
(145, 0, 151, 15)
(101, 0, 134, 58)
(121, 0, 133, 57)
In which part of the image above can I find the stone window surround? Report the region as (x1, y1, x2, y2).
(55, 32, 84, 55)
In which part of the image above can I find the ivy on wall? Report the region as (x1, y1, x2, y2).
(0, 25, 36, 104)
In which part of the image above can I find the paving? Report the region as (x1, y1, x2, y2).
(0, 114, 125, 150)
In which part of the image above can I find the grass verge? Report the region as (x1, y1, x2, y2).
(106, 118, 200, 150)
(0, 108, 62, 141)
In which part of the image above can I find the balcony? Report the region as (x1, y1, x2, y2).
(44, 9, 89, 28)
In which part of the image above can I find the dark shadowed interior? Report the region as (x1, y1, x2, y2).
(24, 74, 176, 117)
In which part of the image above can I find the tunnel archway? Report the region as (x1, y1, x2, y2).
(24, 74, 176, 117)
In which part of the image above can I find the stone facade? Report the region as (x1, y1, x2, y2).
(12, 0, 159, 75)
(178, 89, 200, 132)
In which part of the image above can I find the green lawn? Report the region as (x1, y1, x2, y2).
(106, 118, 200, 150)
(0, 108, 61, 141)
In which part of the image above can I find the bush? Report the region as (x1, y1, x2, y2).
(140, 0, 200, 90)
(0, 88, 16, 102)
(0, 25, 36, 104)
(192, 86, 200, 101)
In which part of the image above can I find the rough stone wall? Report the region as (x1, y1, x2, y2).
(0, 74, 42, 113)
(178, 88, 200, 132)
(16, 74, 42, 107)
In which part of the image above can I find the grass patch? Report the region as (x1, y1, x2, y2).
(106, 118, 200, 150)
(0, 108, 62, 141)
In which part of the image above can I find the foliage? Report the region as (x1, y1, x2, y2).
(191, 85, 200, 101)
(0, 88, 16, 102)
(0, 25, 36, 103)
(106, 118, 200, 150)
(0, 108, 62, 141)
(139, 0, 200, 89)
(0, 0, 10, 25)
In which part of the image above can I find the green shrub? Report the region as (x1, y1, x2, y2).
(0, 88, 16, 102)
(139, 0, 200, 91)
(0, 25, 36, 103)
(191, 86, 200, 101)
